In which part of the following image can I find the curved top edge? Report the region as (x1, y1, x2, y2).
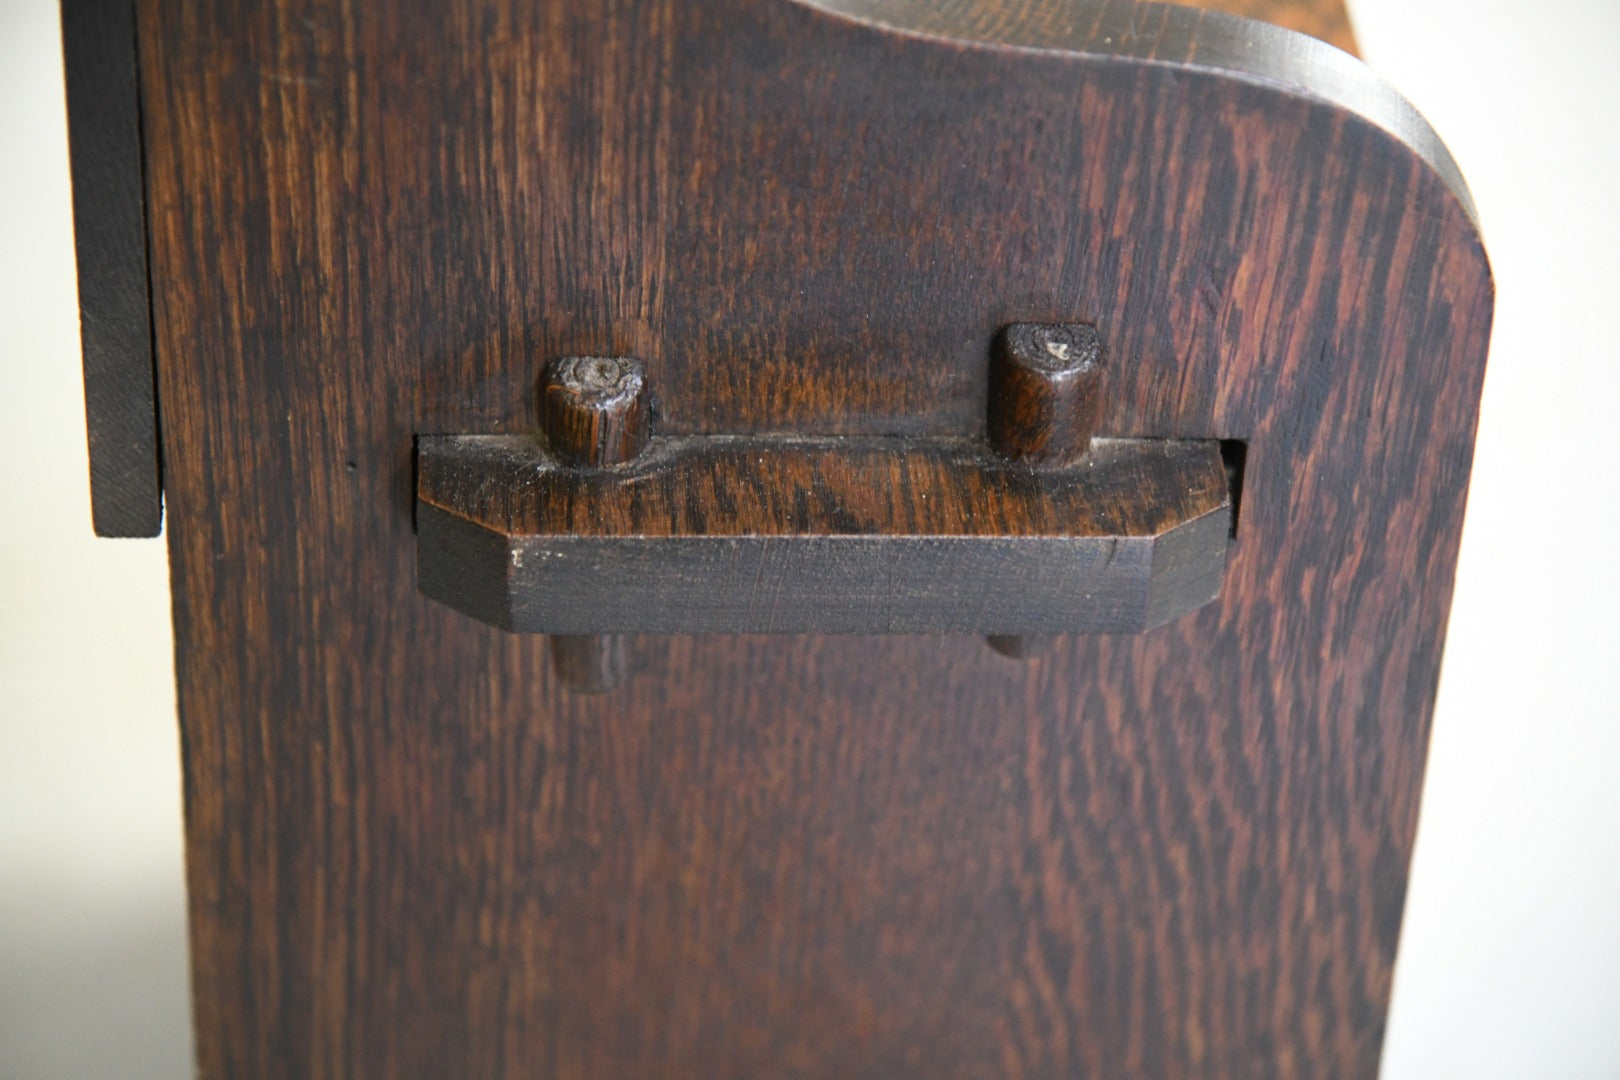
(795, 0, 1479, 230)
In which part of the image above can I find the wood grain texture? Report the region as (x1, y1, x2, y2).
(60, 0, 162, 537)
(989, 323, 1107, 466)
(988, 322, 1110, 656)
(135, 0, 1491, 1076)
(828, 0, 1358, 55)
(540, 356, 653, 467)
(416, 435, 1231, 634)
(548, 632, 630, 695)
(419, 435, 1227, 540)
(538, 354, 652, 691)
(1180, 0, 1357, 53)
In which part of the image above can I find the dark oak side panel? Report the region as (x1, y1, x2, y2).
(60, 0, 161, 537)
(135, 0, 1491, 1076)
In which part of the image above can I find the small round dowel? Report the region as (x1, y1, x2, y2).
(988, 323, 1105, 468)
(541, 355, 651, 467)
(540, 355, 651, 693)
(551, 633, 629, 695)
(986, 323, 1104, 660)
(986, 634, 1056, 660)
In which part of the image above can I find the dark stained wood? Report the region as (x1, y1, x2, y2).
(539, 355, 653, 691)
(56, 0, 1354, 539)
(987, 322, 1108, 656)
(1181, 0, 1357, 54)
(131, 0, 1492, 1077)
(840, 0, 1359, 55)
(986, 633, 1057, 658)
(548, 632, 630, 695)
(989, 323, 1106, 467)
(60, 0, 161, 537)
(417, 434, 1231, 634)
(420, 435, 1230, 541)
(541, 355, 653, 468)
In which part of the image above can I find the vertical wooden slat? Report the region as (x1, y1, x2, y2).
(60, 0, 161, 537)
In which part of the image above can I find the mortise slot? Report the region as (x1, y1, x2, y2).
(1220, 439, 1248, 539)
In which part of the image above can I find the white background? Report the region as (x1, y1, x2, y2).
(2, 0, 1616, 1075)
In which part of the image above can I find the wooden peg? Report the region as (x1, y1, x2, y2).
(541, 355, 651, 692)
(986, 634, 1057, 660)
(548, 633, 629, 696)
(542, 355, 651, 467)
(987, 323, 1105, 660)
(988, 322, 1105, 468)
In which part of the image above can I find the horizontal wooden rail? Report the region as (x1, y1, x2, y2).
(416, 434, 1231, 635)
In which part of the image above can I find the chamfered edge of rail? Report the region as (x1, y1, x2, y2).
(414, 434, 1233, 636)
